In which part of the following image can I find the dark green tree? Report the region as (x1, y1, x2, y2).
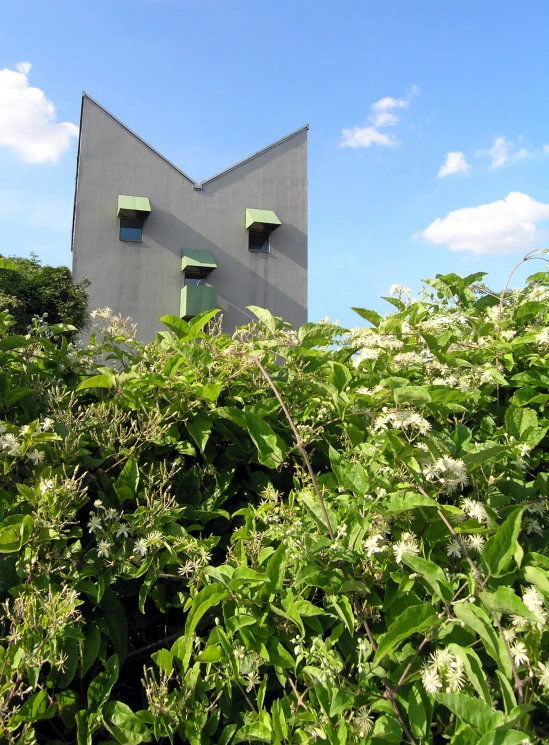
(0, 253, 89, 337)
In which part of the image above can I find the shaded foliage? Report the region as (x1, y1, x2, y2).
(1, 267, 549, 744)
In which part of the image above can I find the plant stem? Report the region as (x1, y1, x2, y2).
(245, 354, 335, 540)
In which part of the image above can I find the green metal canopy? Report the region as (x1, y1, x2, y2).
(181, 250, 217, 272)
(245, 208, 281, 231)
(180, 285, 218, 319)
(117, 195, 152, 217)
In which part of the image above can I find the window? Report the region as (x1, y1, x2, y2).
(184, 276, 204, 286)
(119, 218, 144, 242)
(249, 230, 270, 252)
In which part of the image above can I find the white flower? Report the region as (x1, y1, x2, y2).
(355, 707, 374, 736)
(146, 530, 163, 545)
(512, 642, 530, 666)
(40, 418, 55, 432)
(134, 538, 148, 558)
(365, 534, 386, 558)
(536, 329, 549, 345)
(446, 660, 465, 692)
(104, 508, 118, 522)
(0, 424, 6, 434)
(39, 478, 54, 495)
(421, 666, 442, 695)
(466, 534, 485, 553)
(502, 627, 516, 644)
(390, 284, 411, 297)
(526, 501, 546, 515)
(393, 532, 419, 564)
(26, 449, 45, 464)
(446, 539, 462, 559)
(97, 539, 111, 558)
(536, 661, 549, 688)
(523, 587, 544, 612)
(460, 498, 488, 523)
(116, 522, 130, 538)
(87, 514, 102, 533)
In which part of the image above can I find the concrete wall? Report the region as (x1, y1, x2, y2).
(72, 96, 308, 341)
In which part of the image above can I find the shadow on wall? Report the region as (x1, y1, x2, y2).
(150, 209, 307, 330)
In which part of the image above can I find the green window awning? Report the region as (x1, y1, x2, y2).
(245, 208, 282, 232)
(180, 285, 218, 320)
(181, 250, 217, 272)
(117, 195, 152, 218)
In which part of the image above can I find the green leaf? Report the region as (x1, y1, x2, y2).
(374, 603, 438, 663)
(0, 258, 20, 270)
(102, 701, 152, 745)
(77, 374, 115, 391)
(453, 603, 511, 678)
(0, 515, 33, 553)
(233, 722, 272, 744)
(408, 683, 429, 740)
(76, 711, 92, 745)
(435, 692, 493, 732)
(448, 644, 491, 704)
(463, 446, 509, 468)
(329, 445, 369, 495)
(265, 542, 287, 591)
(351, 307, 382, 327)
(197, 645, 224, 662)
(477, 730, 529, 745)
(0, 335, 35, 350)
(402, 554, 453, 603)
(383, 491, 438, 513)
(187, 415, 212, 452)
(523, 565, 549, 597)
(298, 491, 337, 534)
(8, 689, 53, 726)
(172, 583, 228, 670)
(328, 362, 351, 393)
(247, 305, 278, 333)
(151, 648, 173, 674)
(116, 457, 139, 496)
(201, 383, 223, 401)
(244, 411, 286, 468)
(393, 386, 432, 405)
(272, 700, 288, 740)
(87, 654, 119, 712)
(81, 625, 101, 677)
(505, 405, 538, 441)
(483, 507, 525, 577)
(159, 315, 191, 339)
(479, 587, 539, 621)
(330, 595, 355, 634)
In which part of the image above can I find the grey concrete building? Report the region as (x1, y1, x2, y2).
(71, 94, 308, 340)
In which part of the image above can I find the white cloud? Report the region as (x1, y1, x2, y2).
(0, 62, 78, 163)
(544, 145, 549, 154)
(438, 151, 471, 178)
(339, 86, 418, 149)
(420, 192, 549, 255)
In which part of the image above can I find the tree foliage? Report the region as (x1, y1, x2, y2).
(2, 267, 549, 744)
(0, 254, 89, 338)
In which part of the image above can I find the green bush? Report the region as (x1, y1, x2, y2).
(0, 254, 89, 339)
(1, 263, 549, 744)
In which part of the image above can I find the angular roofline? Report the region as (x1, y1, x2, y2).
(196, 123, 309, 188)
(79, 93, 308, 189)
(81, 93, 196, 184)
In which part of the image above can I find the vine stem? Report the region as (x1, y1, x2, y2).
(244, 354, 335, 540)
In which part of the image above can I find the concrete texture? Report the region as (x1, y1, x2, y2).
(72, 96, 308, 341)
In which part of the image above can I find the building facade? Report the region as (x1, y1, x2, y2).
(71, 95, 308, 341)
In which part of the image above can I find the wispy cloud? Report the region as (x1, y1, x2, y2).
(419, 192, 549, 255)
(339, 86, 418, 149)
(0, 62, 78, 163)
(438, 151, 471, 178)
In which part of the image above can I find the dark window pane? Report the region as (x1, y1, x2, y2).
(249, 230, 269, 252)
(184, 277, 202, 286)
(120, 218, 143, 242)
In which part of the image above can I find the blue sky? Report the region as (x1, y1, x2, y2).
(1, 0, 548, 327)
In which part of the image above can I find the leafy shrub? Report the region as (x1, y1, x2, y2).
(0, 254, 89, 339)
(2, 264, 549, 744)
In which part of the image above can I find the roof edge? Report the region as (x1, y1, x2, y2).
(81, 92, 197, 185)
(197, 124, 309, 189)
(80, 93, 308, 190)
